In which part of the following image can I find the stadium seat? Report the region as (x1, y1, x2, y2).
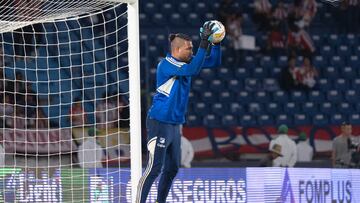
(345, 90, 359, 103)
(302, 102, 318, 115)
(211, 103, 228, 116)
(253, 91, 270, 103)
(337, 45, 350, 58)
(227, 79, 243, 91)
(170, 13, 185, 26)
(209, 79, 224, 92)
(195, 2, 208, 14)
(320, 102, 335, 115)
(346, 34, 357, 46)
(294, 114, 311, 126)
(258, 114, 274, 126)
(350, 114, 360, 125)
(202, 91, 217, 102)
(260, 56, 274, 69)
(219, 91, 233, 103)
(322, 67, 338, 79)
(266, 102, 281, 115)
(272, 90, 288, 103)
(277, 55, 288, 67)
(222, 115, 238, 127)
(334, 78, 348, 91)
(317, 78, 332, 91)
(203, 114, 220, 128)
(276, 114, 293, 126)
(243, 56, 256, 68)
(312, 114, 328, 126)
(341, 66, 356, 79)
(248, 102, 263, 116)
(351, 79, 360, 89)
(161, 3, 175, 15)
(328, 34, 341, 47)
(338, 102, 353, 114)
(290, 91, 307, 103)
(186, 114, 202, 127)
(244, 78, 261, 91)
(252, 67, 266, 78)
(326, 90, 342, 103)
(329, 56, 344, 67)
(235, 67, 250, 79)
(320, 46, 334, 58)
(263, 78, 279, 91)
(348, 55, 360, 67)
(229, 103, 245, 114)
(152, 13, 166, 26)
(187, 13, 202, 27)
(240, 114, 256, 126)
(330, 114, 346, 125)
(237, 91, 252, 104)
(268, 67, 282, 77)
(217, 67, 233, 79)
(284, 102, 300, 114)
(192, 79, 207, 92)
(308, 91, 324, 103)
(178, 2, 191, 14)
(313, 56, 326, 68)
(199, 68, 215, 80)
(193, 102, 208, 116)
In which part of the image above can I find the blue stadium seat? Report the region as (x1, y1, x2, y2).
(243, 56, 256, 68)
(320, 46, 334, 58)
(219, 91, 233, 102)
(302, 102, 318, 115)
(276, 114, 293, 126)
(260, 56, 274, 69)
(227, 79, 243, 91)
(143, 2, 157, 15)
(329, 56, 344, 67)
(294, 114, 311, 126)
(341, 66, 356, 79)
(350, 114, 360, 125)
(277, 56, 288, 67)
(330, 114, 346, 125)
(209, 79, 224, 92)
(320, 102, 335, 115)
(334, 78, 348, 91)
(346, 34, 358, 46)
(170, 13, 185, 26)
(222, 115, 238, 127)
(345, 90, 359, 103)
(193, 102, 208, 116)
(348, 55, 360, 67)
(229, 103, 245, 114)
(272, 90, 288, 103)
(313, 56, 326, 68)
(218, 67, 233, 79)
(152, 13, 166, 26)
(263, 78, 279, 91)
(266, 103, 281, 115)
(252, 67, 266, 78)
(312, 114, 328, 126)
(308, 91, 324, 103)
(317, 78, 332, 91)
(290, 91, 307, 103)
(269, 67, 282, 77)
(161, 3, 175, 15)
(328, 34, 341, 47)
(351, 79, 360, 89)
(337, 45, 350, 58)
(203, 114, 220, 128)
(237, 91, 252, 104)
(258, 114, 273, 126)
(353, 47, 360, 58)
(199, 68, 215, 80)
(312, 34, 322, 47)
(240, 114, 256, 126)
(203, 91, 217, 102)
(322, 67, 338, 79)
(235, 67, 250, 79)
(187, 13, 202, 26)
(338, 102, 353, 114)
(192, 79, 207, 92)
(284, 102, 300, 114)
(195, 2, 208, 14)
(253, 91, 270, 103)
(327, 90, 342, 103)
(247, 102, 263, 116)
(178, 2, 191, 14)
(186, 114, 202, 126)
(244, 78, 261, 91)
(212, 103, 228, 116)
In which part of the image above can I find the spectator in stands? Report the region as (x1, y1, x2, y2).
(226, 13, 243, 65)
(70, 98, 87, 126)
(218, 0, 235, 25)
(266, 24, 286, 57)
(332, 122, 360, 168)
(272, 0, 288, 32)
(253, 0, 272, 31)
(96, 94, 118, 129)
(287, 27, 315, 59)
(291, 57, 318, 90)
(279, 56, 297, 91)
(296, 132, 313, 162)
(78, 128, 104, 168)
(269, 124, 297, 167)
(180, 125, 194, 168)
(302, 0, 317, 27)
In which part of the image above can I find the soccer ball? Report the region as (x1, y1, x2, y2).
(208, 20, 226, 44)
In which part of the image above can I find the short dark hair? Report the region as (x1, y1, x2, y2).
(169, 33, 191, 42)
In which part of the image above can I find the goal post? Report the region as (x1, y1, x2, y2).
(0, 0, 142, 202)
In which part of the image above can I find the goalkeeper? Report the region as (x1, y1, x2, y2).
(136, 21, 222, 203)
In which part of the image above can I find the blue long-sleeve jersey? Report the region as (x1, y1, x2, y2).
(148, 45, 221, 124)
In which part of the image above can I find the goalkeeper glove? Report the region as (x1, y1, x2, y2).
(199, 21, 215, 49)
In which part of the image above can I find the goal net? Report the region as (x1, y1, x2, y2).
(0, 0, 141, 202)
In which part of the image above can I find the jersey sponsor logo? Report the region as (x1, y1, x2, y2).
(157, 137, 166, 148)
(159, 137, 166, 144)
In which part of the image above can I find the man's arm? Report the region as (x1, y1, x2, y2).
(202, 44, 222, 68)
